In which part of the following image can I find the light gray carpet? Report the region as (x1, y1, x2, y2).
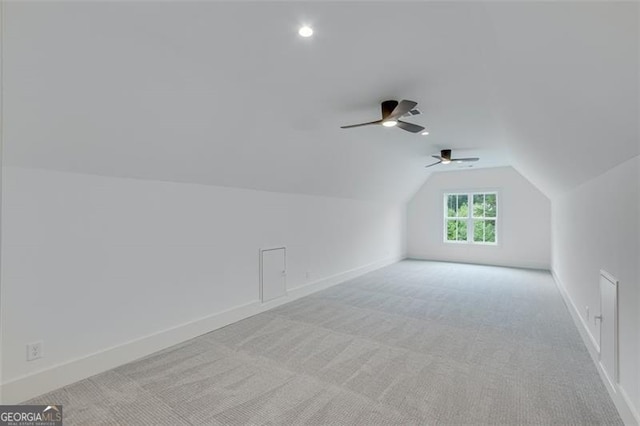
(28, 260, 621, 425)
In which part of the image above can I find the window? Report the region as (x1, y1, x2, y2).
(444, 192, 497, 244)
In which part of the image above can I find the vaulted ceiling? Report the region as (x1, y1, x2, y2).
(3, 1, 638, 202)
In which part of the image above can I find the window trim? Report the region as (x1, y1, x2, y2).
(443, 191, 499, 245)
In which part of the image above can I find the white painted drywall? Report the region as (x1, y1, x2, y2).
(551, 156, 639, 422)
(0, 166, 406, 392)
(407, 166, 551, 269)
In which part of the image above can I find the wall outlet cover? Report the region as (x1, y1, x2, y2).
(27, 341, 43, 361)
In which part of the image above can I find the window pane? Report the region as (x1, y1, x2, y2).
(447, 195, 456, 217)
(446, 219, 458, 241)
(456, 220, 467, 241)
(473, 220, 485, 242)
(457, 195, 468, 217)
(485, 220, 496, 242)
(485, 194, 497, 217)
(473, 194, 484, 218)
(447, 219, 468, 241)
(445, 193, 496, 244)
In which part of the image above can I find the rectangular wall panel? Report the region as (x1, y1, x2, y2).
(261, 248, 286, 303)
(599, 270, 618, 390)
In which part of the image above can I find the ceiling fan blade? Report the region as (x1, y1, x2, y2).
(340, 120, 382, 129)
(386, 100, 418, 121)
(425, 161, 442, 168)
(432, 155, 443, 160)
(451, 157, 480, 162)
(396, 120, 425, 133)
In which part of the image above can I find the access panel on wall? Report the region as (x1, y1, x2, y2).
(260, 247, 287, 303)
(598, 270, 618, 391)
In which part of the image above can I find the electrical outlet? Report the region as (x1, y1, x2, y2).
(27, 341, 43, 361)
(586, 306, 590, 321)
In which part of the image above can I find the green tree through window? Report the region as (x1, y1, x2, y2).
(445, 192, 497, 244)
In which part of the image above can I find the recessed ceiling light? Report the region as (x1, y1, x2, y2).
(382, 120, 398, 127)
(421, 131, 429, 136)
(298, 26, 313, 37)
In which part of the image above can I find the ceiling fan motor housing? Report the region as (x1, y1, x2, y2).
(381, 100, 399, 119)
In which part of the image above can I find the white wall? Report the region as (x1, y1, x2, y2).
(407, 166, 551, 270)
(0, 166, 406, 402)
(551, 156, 639, 424)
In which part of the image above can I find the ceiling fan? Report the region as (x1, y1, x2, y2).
(425, 149, 479, 168)
(341, 100, 425, 133)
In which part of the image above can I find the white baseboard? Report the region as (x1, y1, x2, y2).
(551, 269, 640, 426)
(407, 253, 550, 271)
(551, 269, 600, 355)
(0, 255, 403, 404)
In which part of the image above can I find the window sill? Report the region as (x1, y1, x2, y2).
(443, 241, 499, 247)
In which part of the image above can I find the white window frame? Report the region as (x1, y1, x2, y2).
(443, 191, 499, 245)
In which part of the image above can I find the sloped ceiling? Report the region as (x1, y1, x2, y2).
(3, 1, 637, 202)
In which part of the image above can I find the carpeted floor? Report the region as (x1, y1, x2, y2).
(28, 260, 621, 425)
